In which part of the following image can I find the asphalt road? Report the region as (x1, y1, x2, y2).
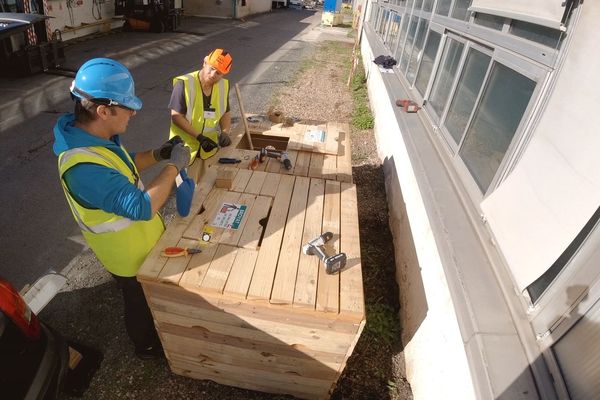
(0, 8, 351, 289)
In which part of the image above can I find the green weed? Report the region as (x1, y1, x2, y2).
(364, 303, 400, 345)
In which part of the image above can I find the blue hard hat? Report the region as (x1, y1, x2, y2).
(70, 58, 142, 111)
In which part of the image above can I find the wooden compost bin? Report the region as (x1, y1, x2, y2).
(137, 121, 364, 399)
(204, 119, 353, 183)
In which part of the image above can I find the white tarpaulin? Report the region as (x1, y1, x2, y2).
(470, 0, 566, 29)
(480, 2, 600, 291)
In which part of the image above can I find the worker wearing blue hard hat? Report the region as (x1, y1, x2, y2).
(52, 57, 191, 360)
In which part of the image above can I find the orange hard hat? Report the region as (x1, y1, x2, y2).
(206, 49, 233, 75)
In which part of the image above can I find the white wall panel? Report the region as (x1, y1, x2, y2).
(470, 0, 565, 29)
(481, 2, 600, 291)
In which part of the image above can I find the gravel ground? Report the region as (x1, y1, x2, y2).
(41, 23, 412, 400)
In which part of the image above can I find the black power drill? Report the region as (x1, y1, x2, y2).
(258, 146, 292, 170)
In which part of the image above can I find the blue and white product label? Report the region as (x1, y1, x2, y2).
(211, 203, 247, 230)
(305, 129, 326, 143)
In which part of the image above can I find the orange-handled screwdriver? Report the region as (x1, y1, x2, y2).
(161, 247, 202, 258)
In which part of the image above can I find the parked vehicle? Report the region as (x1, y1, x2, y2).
(0, 276, 69, 399)
(0, 274, 102, 399)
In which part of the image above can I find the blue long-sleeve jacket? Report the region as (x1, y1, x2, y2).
(53, 113, 153, 221)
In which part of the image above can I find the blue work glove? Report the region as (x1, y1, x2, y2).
(152, 136, 183, 161)
(176, 169, 195, 217)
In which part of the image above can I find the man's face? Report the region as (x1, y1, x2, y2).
(102, 104, 136, 134)
(201, 61, 223, 85)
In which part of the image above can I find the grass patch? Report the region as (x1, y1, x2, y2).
(351, 59, 374, 130)
(364, 303, 400, 345)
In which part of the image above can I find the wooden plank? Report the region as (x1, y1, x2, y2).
(169, 358, 330, 400)
(270, 177, 310, 305)
(244, 170, 267, 194)
(237, 195, 272, 250)
(158, 317, 352, 356)
(293, 178, 325, 309)
(222, 247, 259, 298)
(335, 122, 353, 183)
(157, 237, 198, 284)
(322, 154, 337, 180)
(231, 168, 253, 192)
(247, 175, 296, 301)
(259, 173, 281, 197)
(294, 151, 311, 177)
(219, 193, 256, 246)
(339, 183, 364, 318)
(163, 333, 338, 379)
(324, 122, 342, 155)
(200, 244, 238, 293)
(145, 281, 362, 333)
(179, 190, 241, 289)
(308, 153, 324, 179)
(178, 242, 219, 289)
(265, 157, 282, 173)
(137, 170, 216, 281)
(316, 180, 341, 313)
(182, 188, 226, 240)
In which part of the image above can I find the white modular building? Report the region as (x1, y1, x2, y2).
(355, 0, 599, 398)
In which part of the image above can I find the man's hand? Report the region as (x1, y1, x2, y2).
(219, 132, 231, 147)
(166, 143, 191, 172)
(197, 134, 219, 152)
(153, 136, 183, 161)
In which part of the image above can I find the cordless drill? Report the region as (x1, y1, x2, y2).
(258, 146, 292, 170)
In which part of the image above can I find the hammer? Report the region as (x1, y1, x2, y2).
(302, 232, 347, 274)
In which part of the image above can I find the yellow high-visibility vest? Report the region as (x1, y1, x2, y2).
(58, 146, 164, 277)
(169, 71, 229, 160)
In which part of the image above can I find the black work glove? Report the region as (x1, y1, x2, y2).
(197, 134, 219, 153)
(219, 132, 232, 147)
(152, 136, 183, 161)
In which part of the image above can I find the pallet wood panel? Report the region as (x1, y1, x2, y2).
(317, 180, 341, 313)
(270, 177, 310, 305)
(205, 121, 352, 183)
(293, 178, 325, 309)
(139, 166, 364, 399)
(247, 174, 295, 301)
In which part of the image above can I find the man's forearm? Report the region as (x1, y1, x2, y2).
(145, 164, 178, 215)
(134, 150, 158, 172)
(220, 111, 231, 134)
(172, 112, 199, 138)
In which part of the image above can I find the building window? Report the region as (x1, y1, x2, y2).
(399, 16, 420, 72)
(414, 30, 441, 96)
(435, 0, 451, 16)
(458, 62, 536, 192)
(428, 37, 464, 120)
(510, 20, 563, 49)
(474, 12, 505, 30)
(406, 19, 430, 83)
(422, 0, 433, 12)
(451, 0, 472, 21)
(444, 47, 490, 146)
(385, 12, 402, 50)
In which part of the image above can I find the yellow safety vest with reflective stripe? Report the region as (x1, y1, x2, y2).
(169, 71, 228, 160)
(57, 146, 165, 277)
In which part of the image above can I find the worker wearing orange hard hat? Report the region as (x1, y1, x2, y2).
(168, 48, 233, 182)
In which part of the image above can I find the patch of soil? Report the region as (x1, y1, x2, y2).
(273, 40, 413, 400)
